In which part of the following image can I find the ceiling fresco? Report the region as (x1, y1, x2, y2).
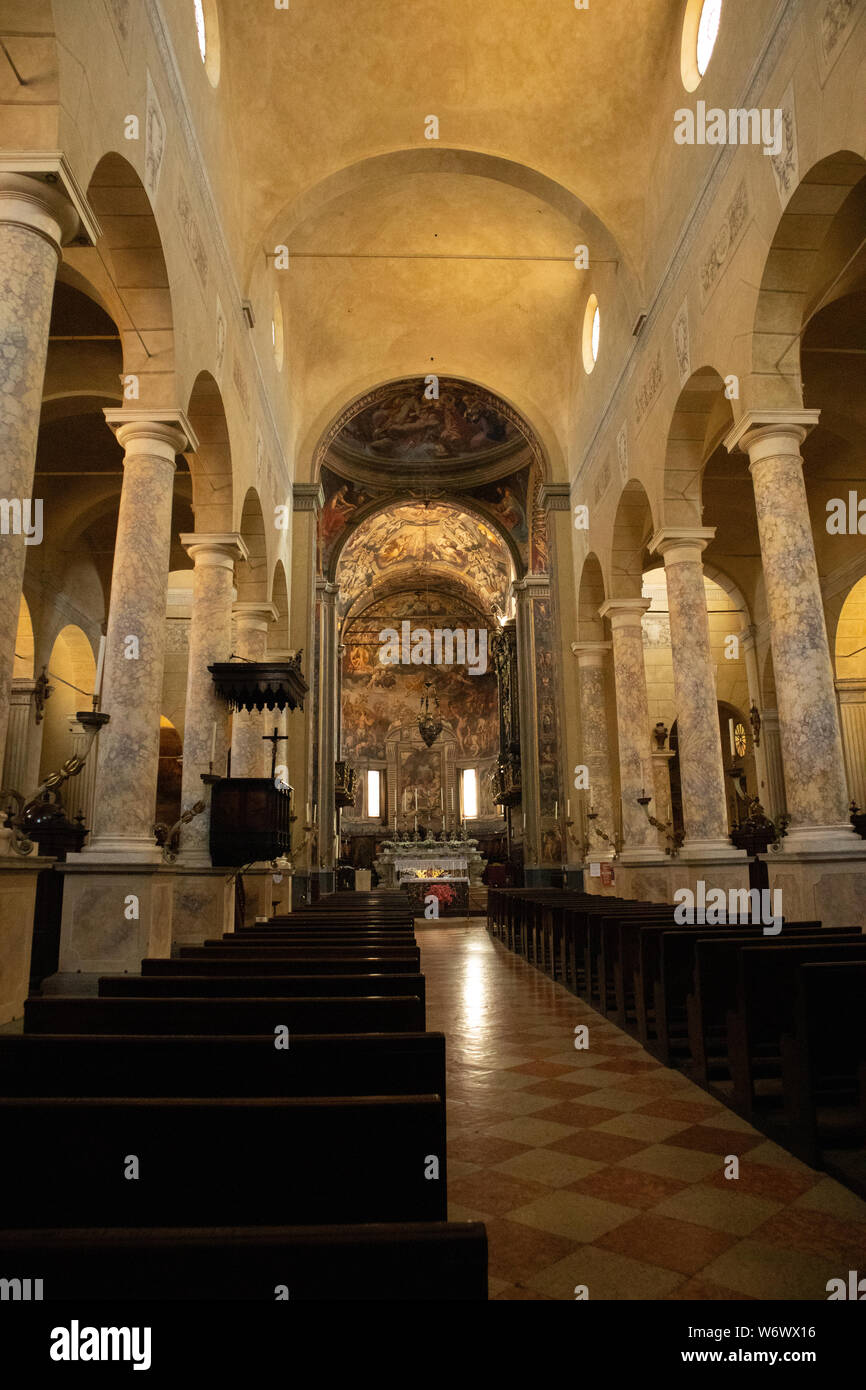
(335, 502, 513, 619)
(327, 378, 526, 470)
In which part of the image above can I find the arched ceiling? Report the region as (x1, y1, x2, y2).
(335, 501, 513, 620)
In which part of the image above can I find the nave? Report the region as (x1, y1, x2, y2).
(423, 918, 866, 1301)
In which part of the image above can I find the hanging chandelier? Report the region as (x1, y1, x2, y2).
(417, 679, 443, 747)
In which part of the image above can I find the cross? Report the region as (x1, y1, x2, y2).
(262, 726, 288, 780)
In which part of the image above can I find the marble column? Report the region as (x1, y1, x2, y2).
(572, 642, 616, 858)
(64, 715, 100, 832)
(178, 533, 248, 864)
(1, 678, 41, 798)
(83, 410, 196, 862)
(289, 485, 321, 900)
(727, 411, 859, 852)
(837, 680, 866, 811)
(230, 602, 277, 778)
(317, 579, 339, 876)
(599, 598, 658, 862)
(760, 708, 787, 823)
(651, 748, 676, 850)
(0, 174, 79, 757)
(651, 528, 741, 858)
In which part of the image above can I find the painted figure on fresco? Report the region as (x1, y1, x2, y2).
(335, 382, 520, 464)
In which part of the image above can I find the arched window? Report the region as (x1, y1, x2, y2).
(192, 0, 221, 87)
(582, 294, 600, 374)
(681, 0, 722, 91)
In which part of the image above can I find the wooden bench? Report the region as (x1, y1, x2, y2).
(146, 954, 421, 976)
(185, 944, 420, 966)
(779, 960, 866, 1171)
(726, 937, 866, 1119)
(0, 1222, 487, 1300)
(0, 1094, 447, 1226)
(24, 994, 425, 1035)
(0, 1031, 446, 1100)
(99, 972, 426, 1005)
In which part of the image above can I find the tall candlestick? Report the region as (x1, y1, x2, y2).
(210, 721, 217, 770)
(567, 798, 571, 819)
(93, 635, 106, 708)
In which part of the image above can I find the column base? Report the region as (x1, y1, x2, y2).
(764, 847, 866, 928)
(173, 866, 234, 946)
(58, 862, 175, 973)
(679, 839, 748, 861)
(618, 846, 669, 866)
(779, 823, 863, 855)
(0, 856, 52, 1024)
(73, 835, 164, 866)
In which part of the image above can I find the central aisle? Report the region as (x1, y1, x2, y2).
(417, 919, 866, 1302)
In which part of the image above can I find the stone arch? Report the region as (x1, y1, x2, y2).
(269, 559, 290, 653)
(185, 371, 234, 533)
(84, 152, 176, 407)
(750, 150, 866, 410)
(576, 553, 607, 642)
(38, 624, 97, 784)
(608, 480, 657, 599)
(235, 487, 269, 603)
(662, 367, 734, 528)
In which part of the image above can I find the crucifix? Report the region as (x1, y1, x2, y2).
(262, 726, 288, 780)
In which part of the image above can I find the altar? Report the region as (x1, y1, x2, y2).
(375, 832, 485, 886)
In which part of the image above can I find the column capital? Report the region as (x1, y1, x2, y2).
(724, 409, 820, 459)
(599, 597, 652, 625)
(538, 483, 571, 512)
(104, 408, 198, 456)
(293, 482, 325, 513)
(315, 578, 340, 604)
(512, 574, 551, 601)
(0, 171, 81, 255)
(649, 526, 716, 562)
(571, 640, 611, 666)
(180, 532, 249, 569)
(232, 601, 278, 628)
(0, 154, 101, 244)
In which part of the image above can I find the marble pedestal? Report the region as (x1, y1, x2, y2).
(58, 862, 175, 974)
(595, 855, 754, 906)
(764, 850, 866, 929)
(172, 867, 235, 945)
(0, 854, 52, 1023)
(238, 865, 292, 925)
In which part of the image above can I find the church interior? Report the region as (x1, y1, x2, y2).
(0, 0, 865, 1313)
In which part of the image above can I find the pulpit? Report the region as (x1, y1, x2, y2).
(209, 779, 291, 866)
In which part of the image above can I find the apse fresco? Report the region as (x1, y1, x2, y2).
(330, 379, 522, 467)
(336, 504, 512, 618)
(474, 467, 530, 568)
(341, 591, 498, 764)
(319, 467, 382, 571)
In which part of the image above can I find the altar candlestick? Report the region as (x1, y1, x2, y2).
(567, 798, 571, 819)
(210, 722, 217, 771)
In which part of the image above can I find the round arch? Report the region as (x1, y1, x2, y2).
(235, 487, 270, 604)
(38, 625, 97, 785)
(662, 366, 734, 529)
(185, 371, 235, 534)
(608, 479, 657, 599)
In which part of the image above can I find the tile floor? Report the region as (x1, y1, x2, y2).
(420, 919, 866, 1301)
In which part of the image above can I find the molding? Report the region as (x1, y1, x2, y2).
(725, 408, 820, 454)
(104, 407, 199, 453)
(538, 483, 571, 512)
(145, 0, 288, 483)
(576, 0, 799, 482)
(180, 531, 249, 562)
(599, 597, 652, 621)
(0, 152, 101, 244)
(571, 640, 611, 655)
(293, 482, 325, 512)
(232, 600, 279, 623)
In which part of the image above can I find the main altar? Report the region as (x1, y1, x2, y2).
(374, 830, 485, 916)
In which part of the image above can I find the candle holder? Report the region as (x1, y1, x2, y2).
(636, 793, 684, 857)
(200, 772, 222, 787)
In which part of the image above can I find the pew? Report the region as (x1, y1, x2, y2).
(0, 1094, 447, 1226)
(146, 954, 420, 976)
(0, 1031, 446, 1100)
(0, 1222, 487, 1300)
(99, 972, 426, 1005)
(24, 994, 425, 1035)
(185, 944, 420, 965)
(687, 931, 862, 1089)
(726, 938, 866, 1119)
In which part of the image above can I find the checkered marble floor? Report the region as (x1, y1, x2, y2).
(419, 919, 866, 1302)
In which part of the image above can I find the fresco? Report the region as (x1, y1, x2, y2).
(319, 467, 382, 572)
(474, 466, 530, 568)
(341, 590, 498, 765)
(331, 379, 522, 466)
(336, 503, 512, 617)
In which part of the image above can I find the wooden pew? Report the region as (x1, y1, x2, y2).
(146, 954, 420, 976)
(0, 1031, 446, 1100)
(726, 938, 866, 1119)
(185, 943, 420, 965)
(687, 930, 862, 1089)
(0, 1094, 447, 1226)
(226, 932, 417, 946)
(0, 1222, 488, 1300)
(779, 961, 866, 1170)
(24, 994, 425, 1035)
(99, 972, 426, 1005)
